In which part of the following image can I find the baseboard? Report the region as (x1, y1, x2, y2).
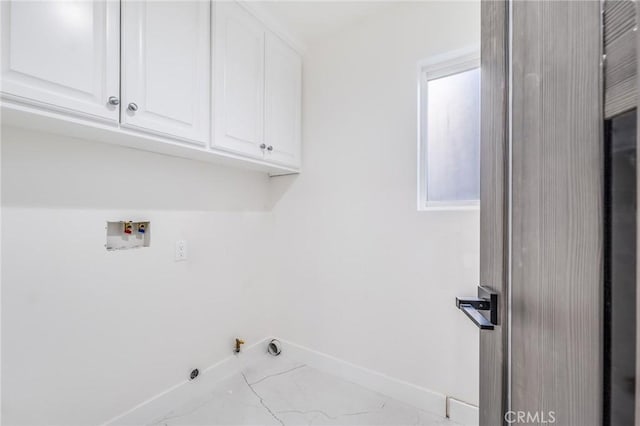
(447, 396, 480, 426)
(101, 338, 270, 426)
(102, 337, 478, 426)
(276, 339, 449, 418)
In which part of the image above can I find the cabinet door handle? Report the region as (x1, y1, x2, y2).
(267, 145, 273, 151)
(127, 102, 138, 112)
(260, 144, 267, 149)
(108, 96, 120, 106)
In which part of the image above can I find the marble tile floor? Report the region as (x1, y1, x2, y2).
(147, 357, 461, 426)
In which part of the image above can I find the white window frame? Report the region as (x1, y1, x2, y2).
(417, 46, 481, 211)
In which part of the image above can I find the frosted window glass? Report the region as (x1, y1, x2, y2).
(426, 67, 480, 202)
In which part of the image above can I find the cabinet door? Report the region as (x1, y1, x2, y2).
(0, 1, 119, 122)
(121, 1, 210, 145)
(264, 33, 302, 168)
(213, 1, 265, 158)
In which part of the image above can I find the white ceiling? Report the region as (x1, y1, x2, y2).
(257, 1, 402, 47)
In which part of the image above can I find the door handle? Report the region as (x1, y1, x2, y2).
(456, 286, 498, 330)
(458, 304, 494, 329)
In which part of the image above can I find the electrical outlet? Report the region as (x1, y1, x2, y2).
(175, 240, 187, 261)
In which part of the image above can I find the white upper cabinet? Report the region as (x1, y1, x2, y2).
(0, 0, 303, 173)
(264, 33, 302, 168)
(121, 1, 210, 145)
(213, 1, 265, 158)
(0, 1, 120, 122)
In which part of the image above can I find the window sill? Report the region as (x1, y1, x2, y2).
(418, 202, 480, 212)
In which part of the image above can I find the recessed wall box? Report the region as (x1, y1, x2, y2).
(106, 221, 150, 251)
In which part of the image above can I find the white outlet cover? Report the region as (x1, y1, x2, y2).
(175, 240, 187, 261)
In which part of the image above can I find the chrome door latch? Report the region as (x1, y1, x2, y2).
(456, 286, 498, 330)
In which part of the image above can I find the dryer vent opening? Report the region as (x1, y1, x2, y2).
(268, 339, 282, 356)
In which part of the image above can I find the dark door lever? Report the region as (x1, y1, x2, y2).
(456, 286, 498, 330)
(456, 297, 491, 310)
(458, 304, 494, 329)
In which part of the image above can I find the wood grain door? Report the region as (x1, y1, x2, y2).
(510, 2, 602, 425)
(475, 1, 603, 425)
(478, 1, 508, 425)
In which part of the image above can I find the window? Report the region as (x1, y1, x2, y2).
(418, 48, 480, 210)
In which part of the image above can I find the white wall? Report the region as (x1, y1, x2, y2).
(1, 127, 275, 425)
(268, 1, 481, 406)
